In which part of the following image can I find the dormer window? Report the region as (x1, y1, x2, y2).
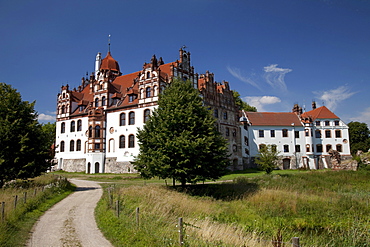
(102, 96, 106, 106)
(95, 98, 99, 107)
(129, 95, 134, 102)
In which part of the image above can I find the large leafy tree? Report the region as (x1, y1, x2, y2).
(255, 144, 280, 174)
(232, 90, 257, 112)
(0, 83, 51, 187)
(348, 121, 370, 155)
(135, 79, 229, 187)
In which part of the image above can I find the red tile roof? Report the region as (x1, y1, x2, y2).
(246, 112, 302, 126)
(301, 106, 339, 120)
(100, 52, 120, 72)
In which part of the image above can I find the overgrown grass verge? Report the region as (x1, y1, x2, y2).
(0, 175, 75, 246)
(96, 170, 370, 246)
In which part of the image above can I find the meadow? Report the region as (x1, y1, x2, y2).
(95, 170, 370, 247)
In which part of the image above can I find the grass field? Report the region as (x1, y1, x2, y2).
(92, 169, 370, 247)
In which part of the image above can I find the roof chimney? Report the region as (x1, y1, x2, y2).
(312, 101, 317, 110)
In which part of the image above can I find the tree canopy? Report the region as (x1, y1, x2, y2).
(348, 121, 370, 155)
(232, 90, 257, 112)
(0, 83, 52, 187)
(255, 144, 280, 174)
(134, 79, 229, 187)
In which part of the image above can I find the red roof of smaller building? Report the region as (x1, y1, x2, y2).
(246, 112, 302, 126)
(301, 106, 339, 120)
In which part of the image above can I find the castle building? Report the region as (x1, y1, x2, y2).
(240, 103, 351, 169)
(55, 48, 242, 173)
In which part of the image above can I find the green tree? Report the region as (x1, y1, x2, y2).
(255, 144, 280, 174)
(135, 79, 229, 187)
(41, 122, 56, 163)
(348, 121, 370, 155)
(232, 90, 257, 112)
(0, 83, 51, 187)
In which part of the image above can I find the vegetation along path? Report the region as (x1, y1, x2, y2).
(27, 179, 113, 247)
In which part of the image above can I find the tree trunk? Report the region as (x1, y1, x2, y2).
(172, 178, 175, 187)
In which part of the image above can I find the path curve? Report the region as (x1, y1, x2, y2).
(27, 179, 113, 247)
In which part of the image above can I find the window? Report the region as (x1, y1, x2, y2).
(70, 140, 75, 152)
(89, 126, 93, 138)
(102, 96, 106, 106)
(95, 98, 99, 107)
(325, 130, 331, 138)
(283, 145, 289, 153)
(272, 144, 277, 152)
(61, 122, 65, 133)
(153, 86, 158, 97)
(232, 129, 236, 137)
(119, 135, 125, 148)
(295, 145, 301, 152)
(70, 121, 75, 132)
(61, 105, 65, 114)
(95, 125, 101, 138)
(128, 134, 135, 148)
(316, 144, 323, 153)
(233, 145, 237, 152)
(334, 120, 340, 126)
(60, 141, 65, 152)
(335, 130, 341, 138)
(76, 140, 81, 151)
(305, 129, 309, 137)
(129, 112, 135, 125)
(259, 130, 264, 138)
(95, 143, 100, 150)
(244, 136, 249, 146)
(146, 71, 151, 79)
(259, 144, 267, 151)
(270, 130, 275, 137)
(325, 121, 330, 126)
(315, 130, 321, 138)
(306, 144, 310, 152)
(79, 105, 85, 112)
(336, 144, 342, 152)
(146, 87, 151, 98)
(144, 109, 150, 123)
(214, 109, 218, 118)
(282, 129, 288, 137)
(129, 95, 134, 102)
(326, 144, 332, 152)
(223, 112, 228, 120)
(315, 121, 320, 126)
(120, 113, 126, 126)
(226, 127, 230, 136)
(77, 120, 82, 131)
(295, 131, 299, 138)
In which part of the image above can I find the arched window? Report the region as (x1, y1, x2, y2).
(102, 96, 106, 106)
(146, 71, 151, 79)
(70, 140, 75, 152)
(128, 135, 135, 148)
(140, 89, 144, 99)
(61, 105, 65, 114)
(60, 141, 65, 152)
(144, 109, 150, 123)
(129, 112, 135, 125)
(76, 140, 81, 151)
(89, 126, 93, 138)
(61, 122, 65, 133)
(77, 120, 82, 131)
(120, 113, 126, 126)
(326, 144, 332, 152)
(70, 121, 75, 132)
(306, 144, 310, 152)
(146, 87, 151, 98)
(95, 125, 101, 138)
(95, 98, 99, 107)
(336, 144, 342, 152)
(153, 86, 158, 97)
(119, 135, 125, 148)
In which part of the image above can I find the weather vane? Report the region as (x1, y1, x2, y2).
(108, 34, 111, 52)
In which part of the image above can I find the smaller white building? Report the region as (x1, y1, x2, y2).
(241, 104, 351, 169)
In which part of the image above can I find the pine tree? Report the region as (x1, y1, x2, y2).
(135, 79, 229, 187)
(0, 83, 51, 187)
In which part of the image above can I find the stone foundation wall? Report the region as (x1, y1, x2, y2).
(63, 159, 86, 172)
(105, 158, 137, 173)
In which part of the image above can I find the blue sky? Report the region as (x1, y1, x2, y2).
(1, 0, 370, 126)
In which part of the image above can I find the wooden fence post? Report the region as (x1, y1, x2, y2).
(34, 188, 37, 197)
(116, 200, 120, 218)
(14, 195, 18, 210)
(178, 217, 184, 246)
(23, 192, 27, 204)
(136, 207, 140, 228)
(108, 187, 112, 208)
(1, 202, 5, 222)
(292, 237, 300, 247)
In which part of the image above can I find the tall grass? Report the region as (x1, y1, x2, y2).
(96, 170, 370, 247)
(0, 174, 75, 246)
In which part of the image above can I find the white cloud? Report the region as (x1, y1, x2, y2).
(313, 85, 356, 111)
(242, 96, 281, 112)
(263, 64, 292, 92)
(227, 66, 262, 90)
(38, 113, 55, 122)
(349, 107, 370, 126)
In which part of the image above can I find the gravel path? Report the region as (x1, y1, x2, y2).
(27, 179, 113, 247)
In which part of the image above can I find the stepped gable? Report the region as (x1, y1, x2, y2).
(245, 112, 302, 126)
(301, 106, 339, 120)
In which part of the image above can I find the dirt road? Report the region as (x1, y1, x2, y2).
(27, 179, 113, 247)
